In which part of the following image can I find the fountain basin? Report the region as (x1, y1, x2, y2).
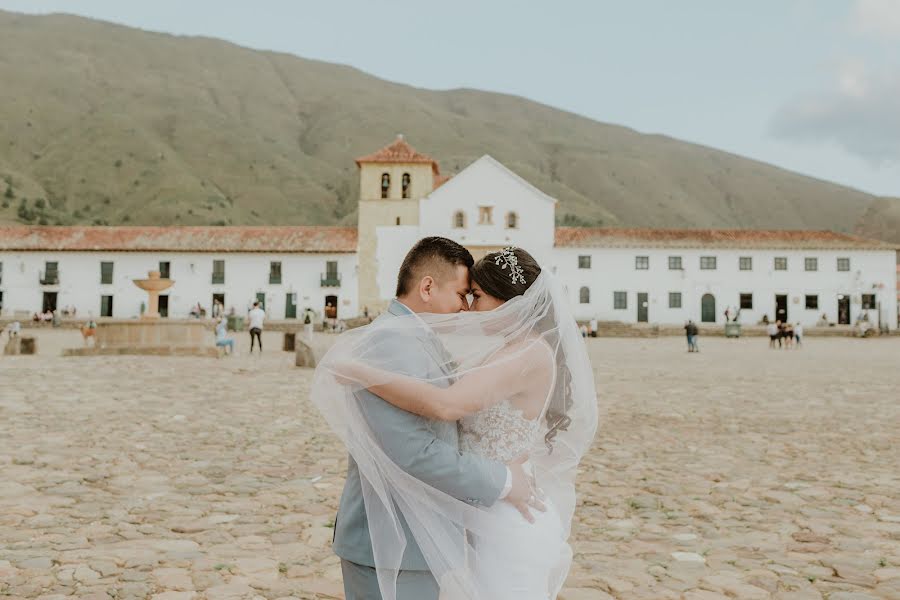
(64, 320, 217, 357)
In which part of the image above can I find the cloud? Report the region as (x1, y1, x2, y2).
(853, 0, 900, 39)
(771, 61, 900, 165)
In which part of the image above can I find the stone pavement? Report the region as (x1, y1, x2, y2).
(1, 331, 898, 599)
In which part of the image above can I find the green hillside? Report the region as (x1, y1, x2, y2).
(0, 10, 898, 244)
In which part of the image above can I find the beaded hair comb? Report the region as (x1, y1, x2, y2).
(494, 246, 526, 285)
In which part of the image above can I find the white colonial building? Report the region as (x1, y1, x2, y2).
(0, 137, 896, 329)
(0, 227, 358, 322)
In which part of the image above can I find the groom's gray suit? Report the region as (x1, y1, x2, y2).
(334, 299, 508, 600)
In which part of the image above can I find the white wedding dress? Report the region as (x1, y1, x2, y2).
(459, 399, 569, 600)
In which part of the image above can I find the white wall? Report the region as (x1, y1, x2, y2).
(0, 251, 359, 320)
(374, 226, 423, 303)
(419, 156, 556, 262)
(553, 247, 898, 329)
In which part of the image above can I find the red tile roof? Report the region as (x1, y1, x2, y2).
(433, 174, 452, 190)
(355, 136, 440, 174)
(554, 227, 897, 250)
(0, 226, 358, 253)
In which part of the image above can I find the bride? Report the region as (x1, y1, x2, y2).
(314, 247, 597, 600)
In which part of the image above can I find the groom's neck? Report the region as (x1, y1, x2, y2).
(396, 295, 425, 314)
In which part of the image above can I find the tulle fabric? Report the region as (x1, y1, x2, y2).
(311, 271, 598, 599)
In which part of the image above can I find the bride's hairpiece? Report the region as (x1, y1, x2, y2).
(494, 246, 526, 285)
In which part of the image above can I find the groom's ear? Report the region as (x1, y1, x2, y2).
(418, 275, 436, 303)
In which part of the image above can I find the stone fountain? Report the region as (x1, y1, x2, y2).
(134, 270, 174, 319)
(64, 270, 216, 357)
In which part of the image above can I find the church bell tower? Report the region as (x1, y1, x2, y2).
(355, 135, 439, 312)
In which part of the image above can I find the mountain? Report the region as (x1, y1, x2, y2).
(0, 10, 898, 245)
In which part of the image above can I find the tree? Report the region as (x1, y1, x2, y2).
(4, 185, 13, 199)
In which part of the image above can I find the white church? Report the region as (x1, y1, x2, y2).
(0, 137, 896, 329)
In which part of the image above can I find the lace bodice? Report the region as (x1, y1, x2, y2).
(459, 400, 541, 463)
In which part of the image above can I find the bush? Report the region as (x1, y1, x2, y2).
(4, 185, 13, 199)
(34, 198, 45, 209)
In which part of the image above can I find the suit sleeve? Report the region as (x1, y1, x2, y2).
(354, 335, 507, 507)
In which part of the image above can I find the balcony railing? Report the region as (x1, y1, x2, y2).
(269, 274, 282, 285)
(321, 272, 342, 287)
(212, 273, 225, 284)
(39, 270, 60, 285)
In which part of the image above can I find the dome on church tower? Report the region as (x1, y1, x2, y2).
(355, 135, 440, 175)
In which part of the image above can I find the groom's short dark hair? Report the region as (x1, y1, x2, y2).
(396, 237, 474, 297)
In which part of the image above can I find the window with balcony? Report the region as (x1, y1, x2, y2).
(212, 259, 225, 284)
(269, 261, 282, 285)
(739, 256, 752, 271)
(635, 256, 649, 270)
(100, 261, 114, 285)
(700, 256, 717, 270)
(322, 260, 341, 287)
(40, 261, 59, 284)
(668, 256, 682, 270)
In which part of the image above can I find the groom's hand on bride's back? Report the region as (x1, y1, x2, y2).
(505, 462, 545, 524)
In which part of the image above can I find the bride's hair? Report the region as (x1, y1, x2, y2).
(471, 248, 574, 451)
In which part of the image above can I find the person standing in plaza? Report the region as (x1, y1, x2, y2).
(215, 316, 235, 356)
(794, 322, 803, 348)
(767, 321, 778, 348)
(688, 320, 699, 352)
(589, 316, 598, 338)
(304, 311, 314, 343)
(248, 300, 265, 354)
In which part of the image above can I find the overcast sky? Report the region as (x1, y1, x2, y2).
(1, 0, 898, 197)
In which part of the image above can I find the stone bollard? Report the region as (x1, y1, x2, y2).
(294, 338, 317, 368)
(20, 336, 36, 354)
(283, 332, 296, 352)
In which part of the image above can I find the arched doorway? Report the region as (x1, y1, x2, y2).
(701, 294, 716, 323)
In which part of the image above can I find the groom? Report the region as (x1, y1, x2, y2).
(333, 236, 538, 599)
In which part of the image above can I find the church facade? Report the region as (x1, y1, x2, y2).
(0, 137, 897, 329)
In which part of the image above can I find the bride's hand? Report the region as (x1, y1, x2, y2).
(505, 462, 546, 523)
